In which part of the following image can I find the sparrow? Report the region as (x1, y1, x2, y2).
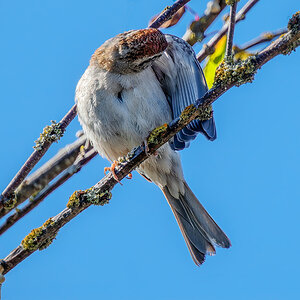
(75, 28, 231, 265)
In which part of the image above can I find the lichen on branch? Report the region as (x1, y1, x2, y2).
(34, 121, 64, 151)
(283, 11, 300, 55)
(21, 218, 58, 251)
(2, 196, 17, 212)
(67, 187, 112, 209)
(147, 124, 169, 146)
(225, 0, 240, 5)
(213, 56, 257, 87)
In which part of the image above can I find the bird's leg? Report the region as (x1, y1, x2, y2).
(104, 160, 133, 183)
(104, 160, 122, 184)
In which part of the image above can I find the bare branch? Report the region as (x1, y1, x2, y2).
(0, 149, 97, 236)
(225, 1, 238, 60)
(0, 105, 77, 209)
(197, 0, 259, 62)
(0, 136, 87, 219)
(183, 0, 227, 46)
(2, 14, 299, 275)
(149, 0, 191, 29)
(235, 28, 288, 53)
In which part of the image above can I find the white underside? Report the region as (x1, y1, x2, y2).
(76, 65, 185, 197)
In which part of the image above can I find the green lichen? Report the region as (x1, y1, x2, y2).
(226, 0, 240, 5)
(28, 190, 40, 202)
(67, 190, 85, 208)
(21, 218, 57, 251)
(67, 188, 112, 208)
(213, 57, 257, 88)
(85, 188, 112, 206)
(34, 120, 63, 151)
(3, 194, 17, 211)
(282, 12, 300, 55)
(197, 105, 213, 121)
(39, 232, 58, 250)
(282, 38, 300, 55)
(179, 104, 212, 124)
(281, 12, 300, 55)
(179, 104, 197, 125)
(147, 123, 169, 145)
(288, 11, 300, 33)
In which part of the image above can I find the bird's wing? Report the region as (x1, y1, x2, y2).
(151, 34, 216, 151)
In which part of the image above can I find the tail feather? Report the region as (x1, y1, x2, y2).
(182, 182, 231, 248)
(162, 182, 231, 265)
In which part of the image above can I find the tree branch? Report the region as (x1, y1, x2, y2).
(0, 135, 87, 219)
(235, 28, 287, 53)
(197, 0, 259, 62)
(183, 0, 227, 46)
(0, 149, 97, 236)
(2, 13, 299, 275)
(149, 0, 191, 29)
(225, 1, 238, 60)
(0, 105, 77, 210)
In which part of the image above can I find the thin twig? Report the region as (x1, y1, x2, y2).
(0, 105, 78, 208)
(0, 136, 87, 219)
(236, 28, 288, 52)
(0, 149, 97, 236)
(2, 18, 299, 274)
(149, 0, 191, 29)
(197, 0, 259, 62)
(183, 0, 227, 46)
(225, 1, 238, 60)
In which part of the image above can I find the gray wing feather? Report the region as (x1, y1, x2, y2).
(152, 34, 216, 151)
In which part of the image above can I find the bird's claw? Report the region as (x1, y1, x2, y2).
(104, 160, 122, 185)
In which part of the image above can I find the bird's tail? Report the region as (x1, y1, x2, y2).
(162, 181, 231, 265)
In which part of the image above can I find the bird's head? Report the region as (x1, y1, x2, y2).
(90, 29, 168, 74)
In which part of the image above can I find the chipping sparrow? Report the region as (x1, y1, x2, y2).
(76, 28, 230, 265)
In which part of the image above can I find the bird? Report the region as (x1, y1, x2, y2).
(75, 28, 231, 265)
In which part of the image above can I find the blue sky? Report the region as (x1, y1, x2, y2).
(0, 0, 300, 299)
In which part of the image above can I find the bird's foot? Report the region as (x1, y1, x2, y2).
(104, 160, 122, 185)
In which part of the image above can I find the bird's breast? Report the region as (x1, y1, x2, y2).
(76, 66, 172, 161)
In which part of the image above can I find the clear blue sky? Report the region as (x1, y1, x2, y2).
(1, 1, 300, 299)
